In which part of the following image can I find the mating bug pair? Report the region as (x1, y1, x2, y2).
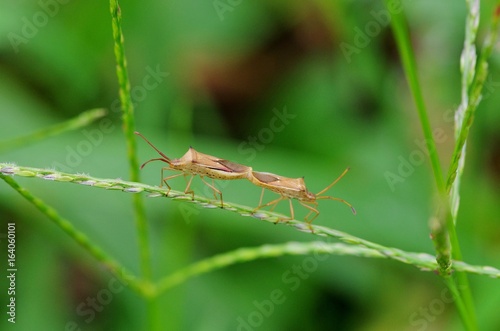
(135, 132, 356, 225)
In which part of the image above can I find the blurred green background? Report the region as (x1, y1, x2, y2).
(1, 0, 500, 330)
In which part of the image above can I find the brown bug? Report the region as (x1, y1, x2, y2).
(249, 168, 356, 224)
(135, 132, 251, 207)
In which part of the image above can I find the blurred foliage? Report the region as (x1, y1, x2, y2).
(1, 0, 500, 330)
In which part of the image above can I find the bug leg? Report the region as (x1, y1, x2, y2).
(272, 199, 293, 224)
(214, 179, 223, 208)
(269, 202, 278, 212)
(299, 201, 320, 224)
(258, 188, 266, 206)
(183, 175, 195, 200)
(200, 176, 223, 208)
(253, 195, 284, 212)
(160, 168, 184, 196)
(253, 195, 288, 223)
(275, 199, 294, 224)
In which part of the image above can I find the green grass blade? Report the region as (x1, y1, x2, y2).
(109, 0, 151, 284)
(443, 277, 475, 331)
(2, 163, 499, 283)
(108, 2, 155, 326)
(154, 242, 403, 295)
(450, 0, 479, 221)
(0, 108, 106, 153)
(153, 241, 500, 295)
(447, 3, 500, 195)
(385, 2, 457, 277)
(385, 1, 444, 193)
(446, 4, 500, 327)
(0, 173, 148, 296)
(385, 2, 479, 329)
(385, 0, 455, 270)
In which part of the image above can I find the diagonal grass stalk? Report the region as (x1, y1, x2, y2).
(154, 242, 388, 294)
(0, 173, 150, 296)
(153, 241, 500, 296)
(2, 163, 499, 283)
(386, 5, 445, 192)
(0, 108, 106, 153)
(383, 1, 458, 278)
(384, 0, 451, 265)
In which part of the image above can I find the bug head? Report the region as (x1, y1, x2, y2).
(304, 189, 316, 201)
(300, 179, 316, 201)
(315, 167, 356, 215)
(134, 132, 172, 168)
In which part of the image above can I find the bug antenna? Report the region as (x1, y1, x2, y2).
(134, 131, 171, 163)
(140, 158, 169, 169)
(316, 167, 350, 196)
